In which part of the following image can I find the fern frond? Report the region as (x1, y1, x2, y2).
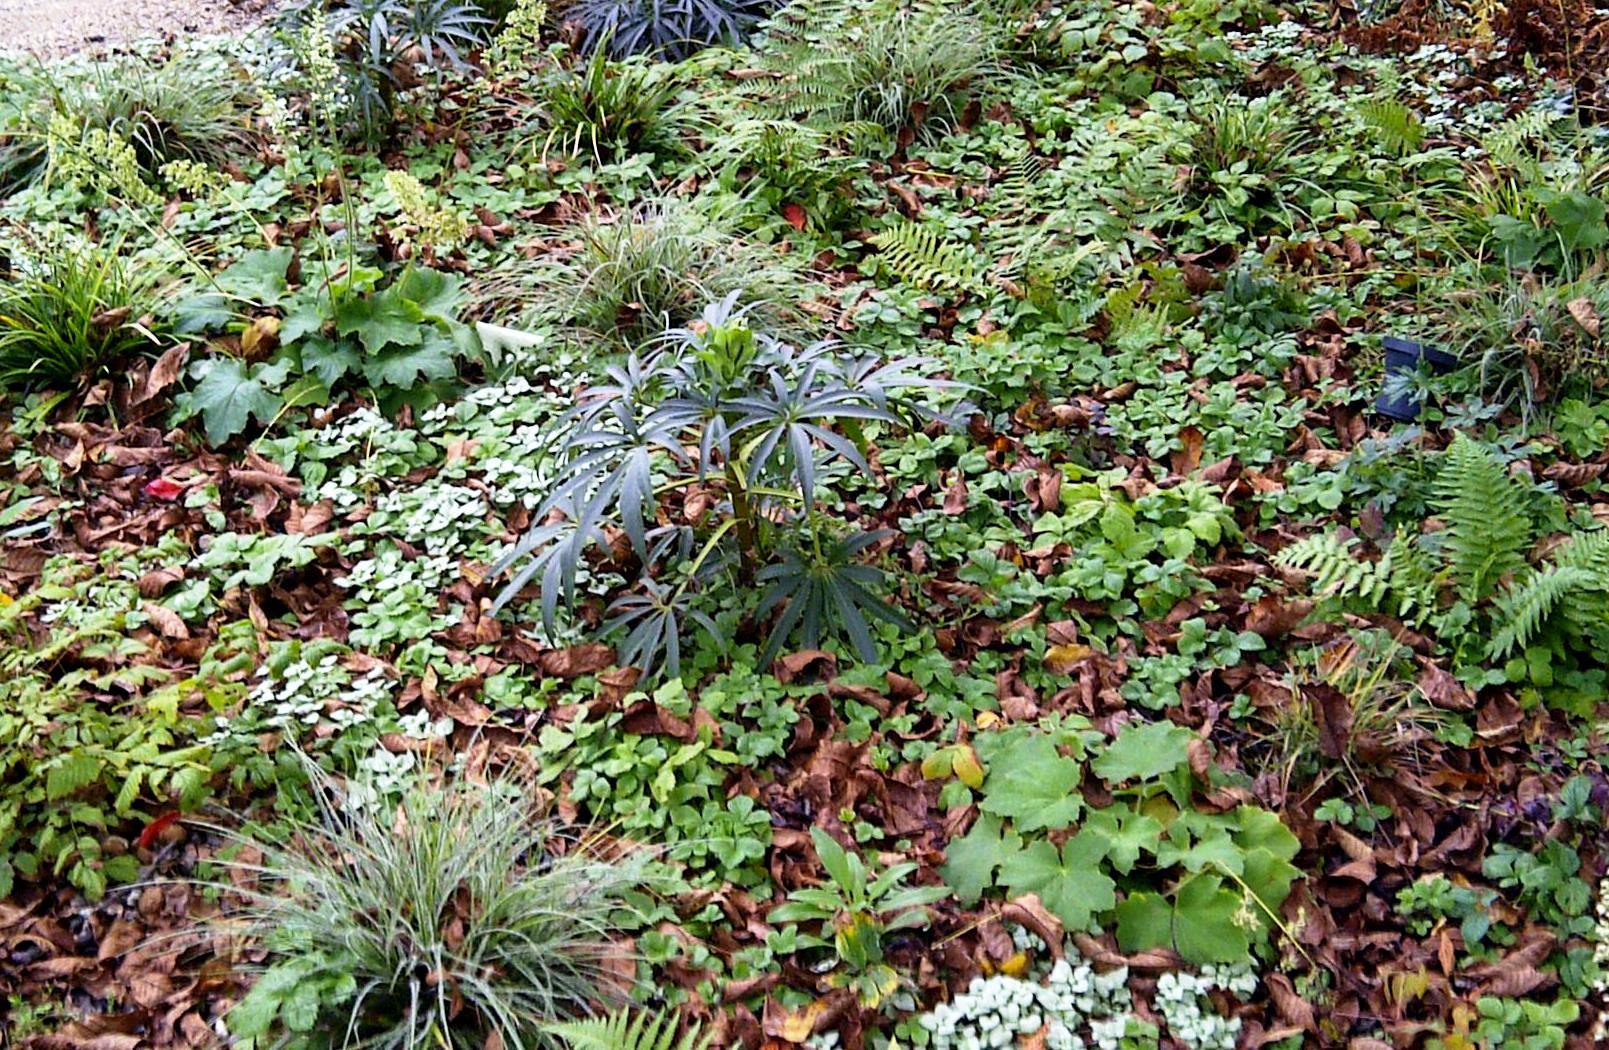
(869, 220, 978, 292)
(1276, 533, 1376, 598)
(545, 1010, 711, 1050)
(1356, 98, 1425, 158)
(1550, 527, 1609, 574)
(1479, 108, 1560, 168)
(1102, 280, 1144, 327)
(1544, 528, 1609, 643)
(1380, 530, 1442, 624)
(1432, 433, 1532, 604)
(1487, 565, 1597, 659)
(987, 154, 1048, 215)
(1276, 530, 1442, 623)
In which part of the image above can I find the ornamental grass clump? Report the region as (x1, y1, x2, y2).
(488, 195, 820, 347)
(0, 239, 163, 391)
(220, 774, 648, 1050)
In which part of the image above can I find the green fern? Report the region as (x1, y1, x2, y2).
(1542, 528, 1609, 649)
(1379, 530, 1442, 622)
(1432, 433, 1533, 604)
(1480, 108, 1563, 169)
(1487, 564, 1598, 659)
(545, 1010, 711, 1050)
(1356, 98, 1425, 158)
(1275, 530, 1440, 623)
(869, 220, 978, 292)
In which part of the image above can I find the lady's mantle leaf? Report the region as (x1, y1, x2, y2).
(1091, 720, 1195, 783)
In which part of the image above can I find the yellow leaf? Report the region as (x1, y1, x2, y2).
(920, 750, 954, 781)
(1043, 643, 1093, 675)
(976, 711, 1002, 729)
(778, 999, 829, 1042)
(951, 744, 985, 788)
(997, 951, 1030, 977)
(240, 315, 281, 359)
(858, 963, 902, 1008)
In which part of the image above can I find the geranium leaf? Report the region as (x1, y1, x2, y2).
(940, 813, 1021, 904)
(997, 830, 1114, 931)
(1091, 720, 1195, 783)
(977, 733, 1084, 832)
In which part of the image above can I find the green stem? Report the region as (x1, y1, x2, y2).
(725, 461, 759, 583)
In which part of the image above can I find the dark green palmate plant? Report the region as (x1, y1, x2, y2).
(565, 0, 779, 59)
(491, 294, 956, 674)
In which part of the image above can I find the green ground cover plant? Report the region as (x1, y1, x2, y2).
(0, 2, 1607, 1048)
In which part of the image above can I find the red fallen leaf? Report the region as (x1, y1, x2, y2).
(781, 202, 807, 231)
(143, 477, 184, 501)
(137, 811, 181, 850)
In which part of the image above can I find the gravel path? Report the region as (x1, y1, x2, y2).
(0, 0, 277, 58)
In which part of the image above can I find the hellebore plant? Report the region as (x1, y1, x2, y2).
(491, 294, 956, 674)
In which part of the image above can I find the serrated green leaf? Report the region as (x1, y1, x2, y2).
(1162, 828, 1245, 875)
(279, 291, 328, 345)
(1114, 890, 1172, 952)
(216, 247, 294, 305)
(1091, 720, 1194, 783)
(103, 854, 139, 883)
(940, 813, 1021, 904)
(977, 733, 1083, 832)
(46, 753, 102, 800)
(361, 332, 459, 389)
(1234, 806, 1301, 862)
(335, 284, 425, 353)
(1083, 804, 1163, 875)
(997, 830, 1115, 930)
(1172, 873, 1249, 964)
(180, 358, 285, 445)
(297, 335, 361, 388)
(1240, 846, 1301, 925)
(396, 266, 464, 320)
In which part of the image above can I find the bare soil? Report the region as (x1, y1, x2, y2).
(0, 0, 277, 58)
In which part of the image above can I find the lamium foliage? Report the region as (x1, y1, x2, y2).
(491, 295, 956, 675)
(565, 0, 780, 59)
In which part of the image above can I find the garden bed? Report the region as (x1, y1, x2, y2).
(1, 1, 1608, 1048)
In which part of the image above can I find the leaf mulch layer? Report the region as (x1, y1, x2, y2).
(1340, 0, 1609, 120)
(5, 17, 1609, 1050)
(7, 310, 1609, 1050)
